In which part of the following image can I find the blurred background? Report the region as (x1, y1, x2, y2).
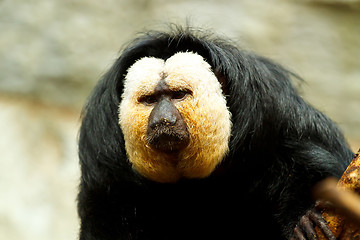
(0, 0, 359, 239)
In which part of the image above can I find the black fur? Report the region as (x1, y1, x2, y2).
(78, 26, 354, 239)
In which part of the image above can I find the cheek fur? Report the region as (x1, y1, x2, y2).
(175, 92, 232, 178)
(119, 102, 149, 148)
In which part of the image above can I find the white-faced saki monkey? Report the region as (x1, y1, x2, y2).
(77, 26, 354, 240)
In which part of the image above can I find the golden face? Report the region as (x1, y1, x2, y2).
(119, 52, 232, 183)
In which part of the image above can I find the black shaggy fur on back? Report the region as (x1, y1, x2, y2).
(78, 26, 354, 240)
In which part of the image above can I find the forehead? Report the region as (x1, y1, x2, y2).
(123, 52, 215, 96)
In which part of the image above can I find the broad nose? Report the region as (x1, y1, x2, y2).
(148, 98, 178, 129)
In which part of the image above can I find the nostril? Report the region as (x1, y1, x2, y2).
(163, 115, 177, 125)
(148, 121, 159, 129)
(149, 116, 176, 129)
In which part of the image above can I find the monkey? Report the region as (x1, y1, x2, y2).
(77, 26, 354, 240)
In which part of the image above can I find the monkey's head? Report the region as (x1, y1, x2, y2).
(79, 27, 296, 186)
(119, 52, 232, 183)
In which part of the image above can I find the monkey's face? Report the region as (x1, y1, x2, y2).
(119, 52, 232, 183)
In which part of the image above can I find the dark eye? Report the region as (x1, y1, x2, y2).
(138, 95, 157, 105)
(172, 90, 191, 100)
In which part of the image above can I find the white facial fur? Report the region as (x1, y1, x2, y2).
(119, 52, 232, 183)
